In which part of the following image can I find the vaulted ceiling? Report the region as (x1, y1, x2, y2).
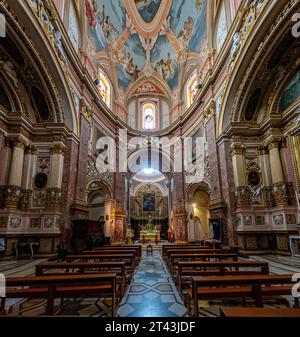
(85, 0, 207, 97)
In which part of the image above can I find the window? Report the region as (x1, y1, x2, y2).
(215, 3, 228, 52)
(187, 74, 198, 108)
(98, 69, 111, 107)
(142, 103, 156, 130)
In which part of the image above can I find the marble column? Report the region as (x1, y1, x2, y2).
(268, 141, 288, 206)
(5, 138, 26, 208)
(172, 137, 188, 243)
(257, 146, 273, 207)
(20, 145, 37, 210)
(71, 103, 91, 218)
(231, 144, 250, 207)
(104, 198, 114, 237)
(0, 135, 11, 208)
(46, 143, 65, 209)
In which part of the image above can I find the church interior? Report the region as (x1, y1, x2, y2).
(0, 0, 300, 318)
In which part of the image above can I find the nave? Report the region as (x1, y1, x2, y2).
(1, 243, 300, 317)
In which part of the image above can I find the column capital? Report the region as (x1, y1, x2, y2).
(12, 137, 26, 149)
(267, 141, 279, 151)
(257, 146, 268, 156)
(79, 98, 93, 120)
(25, 144, 38, 155)
(230, 144, 245, 156)
(50, 143, 65, 155)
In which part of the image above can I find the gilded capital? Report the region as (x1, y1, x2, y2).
(13, 138, 26, 149)
(230, 144, 245, 156)
(267, 141, 279, 151)
(50, 143, 65, 155)
(25, 144, 38, 155)
(257, 146, 268, 156)
(80, 99, 93, 120)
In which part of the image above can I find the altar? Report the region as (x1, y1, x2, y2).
(140, 230, 160, 242)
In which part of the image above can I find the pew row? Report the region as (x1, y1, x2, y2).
(187, 274, 299, 316)
(66, 254, 135, 273)
(0, 274, 118, 316)
(169, 253, 238, 276)
(220, 307, 300, 317)
(35, 261, 129, 293)
(176, 260, 269, 291)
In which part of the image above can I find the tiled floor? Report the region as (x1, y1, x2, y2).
(1, 252, 300, 317)
(117, 248, 188, 317)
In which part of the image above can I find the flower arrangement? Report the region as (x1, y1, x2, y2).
(125, 227, 134, 244)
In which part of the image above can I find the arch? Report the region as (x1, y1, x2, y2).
(125, 74, 172, 104)
(278, 67, 300, 114)
(133, 182, 165, 197)
(127, 143, 174, 175)
(217, 2, 295, 137)
(86, 178, 112, 200)
(3, 2, 79, 135)
(0, 80, 12, 112)
(188, 186, 210, 242)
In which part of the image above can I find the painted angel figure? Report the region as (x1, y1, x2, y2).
(178, 17, 194, 49)
(196, 0, 203, 12)
(163, 53, 173, 78)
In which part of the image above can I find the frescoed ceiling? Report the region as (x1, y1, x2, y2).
(85, 0, 207, 96)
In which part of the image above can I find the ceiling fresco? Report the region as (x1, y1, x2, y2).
(135, 0, 162, 23)
(85, 0, 207, 93)
(151, 35, 178, 90)
(118, 33, 146, 89)
(170, 0, 207, 53)
(85, 0, 126, 51)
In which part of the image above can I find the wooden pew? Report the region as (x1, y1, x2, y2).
(104, 245, 142, 258)
(169, 253, 238, 276)
(162, 244, 210, 257)
(177, 260, 269, 291)
(66, 254, 135, 274)
(1, 274, 118, 316)
(189, 274, 297, 316)
(81, 249, 139, 266)
(35, 261, 128, 292)
(165, 249, 222, 265)
(220, 307, 300, 317)
(84, 245, 142, 259)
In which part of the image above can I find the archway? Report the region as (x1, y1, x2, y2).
(193, 216, 204, 241)
(88, 192, 105, 221)
(187, 184, 210, 242)
(86, 180, 113, 237)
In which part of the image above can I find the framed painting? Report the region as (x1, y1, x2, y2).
(143, 194, 155, 212)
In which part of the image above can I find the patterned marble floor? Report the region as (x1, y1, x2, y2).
(0, 253, 299, 317)
(117, 248, 188, 317)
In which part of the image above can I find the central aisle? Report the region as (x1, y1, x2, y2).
(117, 247, 188, 317)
